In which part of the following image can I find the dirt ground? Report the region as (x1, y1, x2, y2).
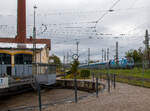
(0, 89, 89, 111)
(1, 82, 150, 111)
(43, 83, 150, 111)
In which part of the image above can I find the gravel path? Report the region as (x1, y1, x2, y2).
(0, 89, 89, 111)
(44, 83, 150, 111)
(1, 82, 150, 111)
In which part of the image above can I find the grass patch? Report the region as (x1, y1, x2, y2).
(91, 68, 150, 79)
(89, 68, 150, 88)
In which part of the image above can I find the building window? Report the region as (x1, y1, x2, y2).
(15, 54, 32, 64)
(0, 53, 11, 64)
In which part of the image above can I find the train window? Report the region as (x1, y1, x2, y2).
(0, 53, 11, 64)
(124, 60, 126, 63)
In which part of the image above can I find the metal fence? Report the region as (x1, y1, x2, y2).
(87, 62, 150, 88)
(5, 62, 150, 111)
(35, 63, 56, 75)
(0, 78, 106, 111)
(0, 63, 57, 94)
(0, 63, 56, 77)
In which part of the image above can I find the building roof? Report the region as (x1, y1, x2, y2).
(0, 0, 51, 50)
(0, 42, 46, 49)
(0, 37, 51, 50)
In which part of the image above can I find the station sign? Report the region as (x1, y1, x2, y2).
(0, 77, 9, 88)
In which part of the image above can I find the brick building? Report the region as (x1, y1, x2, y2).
(0, 0, 51, 76)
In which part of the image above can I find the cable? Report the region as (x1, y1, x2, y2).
(94, 0, 122, 30)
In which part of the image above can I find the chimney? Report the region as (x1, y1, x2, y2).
(16, 0, 26, 43)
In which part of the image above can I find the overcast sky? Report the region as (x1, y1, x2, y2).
(0, 0, 150, 63)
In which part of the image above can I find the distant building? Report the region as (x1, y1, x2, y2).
(0, 0, 51, 76)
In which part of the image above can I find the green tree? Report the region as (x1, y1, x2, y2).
(89, 60, 95, 63)
(125, 49, 142, 63)
(49, 54, 62, 67)
(70, 60, 79, 74)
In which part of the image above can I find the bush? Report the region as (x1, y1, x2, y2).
(66, 70, 72, 75)
(80, 69, 90, 79)
(65, 74, 74, 79)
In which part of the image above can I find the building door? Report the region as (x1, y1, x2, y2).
(7, 67, 12, 76)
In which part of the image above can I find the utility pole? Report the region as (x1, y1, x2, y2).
(107, 48, 109, 62)
(32, 5, 37, 75)
(32, 6, 42, 111)
(63, 55, 66, 65)
(145, 30, 149, 50)
(145, 29, 149, 68)
(63, 55, 66, 73)
(104, 49, 106, 62)
(116, 42, 119, 65)
(76, 41, 79, 60)
(33, 5, 37, 63)
(73, 41, 80, 103)
(66, 52, 69, 64)
(69, 49, 73, 63)
(88, 48, 90, 65)
(102, 49, 104, 62)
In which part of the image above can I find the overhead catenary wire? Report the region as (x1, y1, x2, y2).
(94, 0, 122, 30)
(0, 0, 148, 47)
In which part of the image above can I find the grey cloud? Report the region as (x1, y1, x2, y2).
(0, 0, 149, 62)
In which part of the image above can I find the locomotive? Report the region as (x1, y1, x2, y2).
(109, 57, 134, 69)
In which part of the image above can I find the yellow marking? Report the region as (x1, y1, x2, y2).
(0, 50, 12, 55)
(0, 50, 33, 65)
(0, 50, 33, 55)
(15, 78, 21, 81)
(13, 51, 33, 55)
(11, 64, 15, 67)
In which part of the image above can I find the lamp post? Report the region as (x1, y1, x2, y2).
(32, 5, 38, 76)
(32, 6, 42, 111)
(33, 5, 37, 64)
(72, 54, 79, 103)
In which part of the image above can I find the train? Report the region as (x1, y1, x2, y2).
(79, 57, 134, 69)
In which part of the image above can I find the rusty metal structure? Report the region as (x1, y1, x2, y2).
(0, 0, 51, 49)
